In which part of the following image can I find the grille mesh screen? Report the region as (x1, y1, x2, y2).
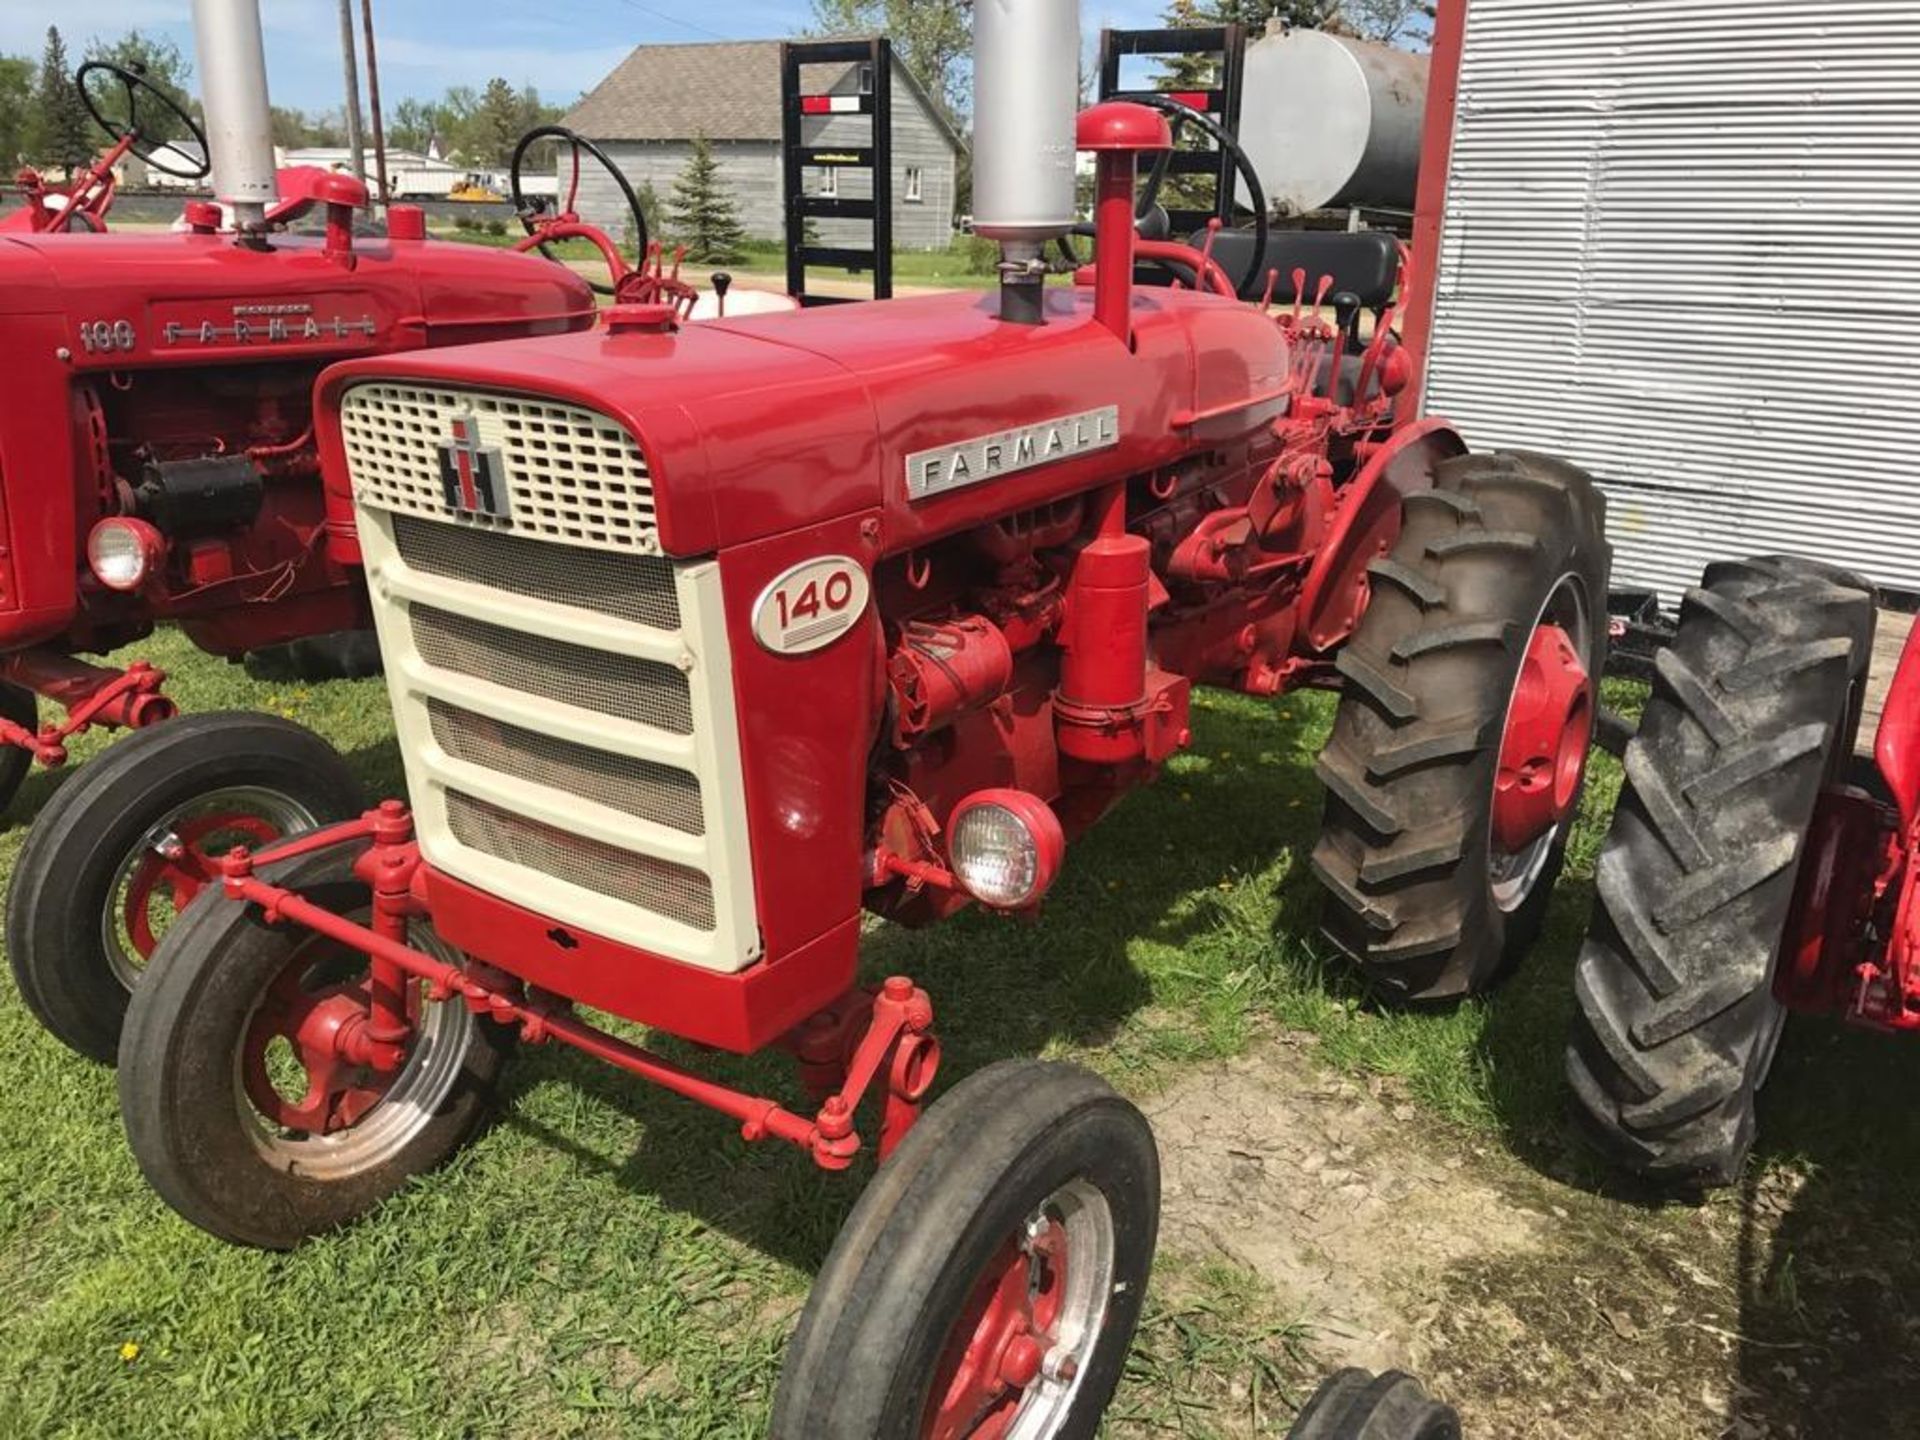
(410, 605, 692, 734)
(341, 382, 656, 553)
(391, 515, 680, 631)
(428, 698, 704, 835)
(446, 790, 716, 931)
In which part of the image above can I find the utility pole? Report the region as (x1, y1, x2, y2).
(360, 0, 389, 204)
(337, 0, 366, 184)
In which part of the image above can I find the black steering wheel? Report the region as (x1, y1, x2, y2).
(77, 60, 210, 179)
(1060, 93, 1270, 301)
(510, 125, 650, 297)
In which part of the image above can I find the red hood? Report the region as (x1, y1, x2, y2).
(315, 285, 1291, 557)
(0, 228, 594, 358)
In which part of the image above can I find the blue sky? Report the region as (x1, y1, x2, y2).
(1, 0, 1170, 114)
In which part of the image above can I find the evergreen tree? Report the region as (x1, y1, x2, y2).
(667, 136, 745, 264)
(31, 27, 93, 170)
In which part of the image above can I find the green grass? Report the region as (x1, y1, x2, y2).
(0, 630, 1591, 1436)
(6, 635, 1910, 1435)
(433, 228, 1001, 292)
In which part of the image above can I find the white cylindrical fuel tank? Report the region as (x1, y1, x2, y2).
(1237, 29, 1428, 216)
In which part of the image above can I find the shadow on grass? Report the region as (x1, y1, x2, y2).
(1729, 1021, 1920, 1433)
(383, 690, 1332, 1277)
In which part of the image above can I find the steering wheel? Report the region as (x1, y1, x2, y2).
(510, 125, 650, 297)
(1059, 93, 1270, 301)
(77, 60, 210, 179)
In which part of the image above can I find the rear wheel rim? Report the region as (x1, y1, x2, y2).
(922, 1179, 1116, 1440)
(1488, 574, 1594, 913)
(236, 923, 478, 1180)
(105, 786, 319, 989)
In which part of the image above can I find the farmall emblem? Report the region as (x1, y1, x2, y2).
(437, 413, 511, 519)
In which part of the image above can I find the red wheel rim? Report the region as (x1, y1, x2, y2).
(921, 1180, 1114, 1440)
(241, 953, 409, 1135)
(1492, 620, 1593, 855)
(924, 1226, 1069, 1440)
(121, 809, 281, 958)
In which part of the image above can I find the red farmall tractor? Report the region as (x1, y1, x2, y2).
(1566, 556, 1920, 1185)
(0, 5, 687, 1067)
(105, 0, 1609, 1432)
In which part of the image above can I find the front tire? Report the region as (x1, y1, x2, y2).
(6, 712, 364, 1063)
(772, 1059, 1160, 1439)
(1313, 451, 1611, 1000)
(118, 839, 514, 1249)
(1564, 557, 1874, 1184)
(1289, 1369, 1462, 1439)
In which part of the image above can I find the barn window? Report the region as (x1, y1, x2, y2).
(905, 166, 923, 203)
(815, 166, 838, 198)
(858, 63, 874, 94)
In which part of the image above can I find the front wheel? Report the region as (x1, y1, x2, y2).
(1313, 450, 1612, 1001)
(1288, 1369, 1462, 1439)
(6, 712, 364, 1063)
(118, 839, 515, 1248)
(772, 1059, 1160, 1439)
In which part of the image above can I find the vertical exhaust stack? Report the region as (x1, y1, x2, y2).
(190, 0, 279, 234)
(972, 0, 1081, 324)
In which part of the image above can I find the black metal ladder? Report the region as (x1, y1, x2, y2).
(1095, 24, 1247, 237)
(779, 37, 894, 306)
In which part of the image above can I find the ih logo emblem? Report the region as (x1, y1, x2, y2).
(437, 413, 510, 519)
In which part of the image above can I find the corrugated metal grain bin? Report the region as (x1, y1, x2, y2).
(1408, 0, 1920, 602)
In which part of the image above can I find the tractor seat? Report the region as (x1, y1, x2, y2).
(1193, 227, 1400, 307)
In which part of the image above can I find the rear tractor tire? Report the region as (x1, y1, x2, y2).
(1565, 556, 1874, 1185)
(6, 712, 364, 1063)
(1289, 1369, 1462, 1439)
(772, 1059, 1160, 1440)
(118, 839, 515, 1248)
(1314, 450, 1612, 1001)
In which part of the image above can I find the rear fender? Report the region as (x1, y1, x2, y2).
(1296, 418, 1467, 654)
(1875, 622, 1920, 830)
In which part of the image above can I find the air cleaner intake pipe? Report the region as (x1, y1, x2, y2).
(972, 0, 1081, 325)
(190, 0, 279, 234)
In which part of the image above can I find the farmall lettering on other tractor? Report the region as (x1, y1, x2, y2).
(0, 0, 691, 1067)
(1567, 556, 1920, 1185)
(113, 0, 1608, 1432)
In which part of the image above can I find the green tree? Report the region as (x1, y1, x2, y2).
(0, 55, 34, 168)
(387, 96, 435, 153)
(30, 27, 92, 169)
(666, 135, 745, 263)
(809, 0, 969, 120)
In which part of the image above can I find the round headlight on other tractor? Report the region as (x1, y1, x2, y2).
(947, 789, 1066, 910)
(86, 517, 166, 592)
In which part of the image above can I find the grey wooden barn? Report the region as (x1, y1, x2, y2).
(562, 39, 964, 252)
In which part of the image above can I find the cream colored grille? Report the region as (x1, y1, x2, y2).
(427, 698, 704, 835)
(446, 790, 716, 931)
(390, 515, 680, 630)
(410, 605, 693, 734)
(340, 383, 657, 553)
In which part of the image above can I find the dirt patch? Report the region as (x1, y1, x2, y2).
(1138, 1032, 1920, 1440)
(1147, 1035, 1547, 1375)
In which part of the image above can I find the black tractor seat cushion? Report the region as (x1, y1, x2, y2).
(1193, 227, 1400, 308)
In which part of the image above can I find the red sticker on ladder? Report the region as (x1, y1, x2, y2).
(799, 95, 863, 114)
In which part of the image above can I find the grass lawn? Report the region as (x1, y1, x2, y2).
(2, 630, 1916, 1436)
(432, 227, 1001, 293)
